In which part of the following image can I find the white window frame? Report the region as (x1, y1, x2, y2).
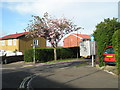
(1, 40, 5, 46)
(13, 39, 16, 46)
(33, 40, 38, 46)
(8, 39, 12, 46)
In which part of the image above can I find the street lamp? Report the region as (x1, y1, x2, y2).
(77, 30, 78, 58)
(31, 41, 36, 63)
(77, 28, 84, 59)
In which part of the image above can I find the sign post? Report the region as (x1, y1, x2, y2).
(33, 45, 36, 63)
(33, 40, 36, 64)
(91, 36, 95, 67)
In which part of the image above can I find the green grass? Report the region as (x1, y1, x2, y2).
(44, 58, 81, 64)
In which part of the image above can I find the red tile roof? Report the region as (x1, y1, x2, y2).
(0, 32, 28, 40)
(73, 33, 91, 39)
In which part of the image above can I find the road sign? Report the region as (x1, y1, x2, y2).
(91, 36, 94, 41)
(90, 41, 96, 55)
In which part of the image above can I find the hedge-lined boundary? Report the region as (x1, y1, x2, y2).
(93, 18, 120, 67)
(24, 47, 80, 62)
(112, 30, 120, 74)
(93, 18, 120, 75)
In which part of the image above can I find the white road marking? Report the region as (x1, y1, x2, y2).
(19, 73, 40, 89)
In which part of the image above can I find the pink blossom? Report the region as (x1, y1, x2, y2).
(25, 13, 82, 48)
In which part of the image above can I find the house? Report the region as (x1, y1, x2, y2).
(63, 33, 91, 47)
(0, 32, 46, 53)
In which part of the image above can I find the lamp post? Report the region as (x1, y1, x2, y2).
(77, 28, 84, 58)
(77, 30, 79, 58)
(33, 39, 36, 64)
(33, 45, 36, 63)
(118, 1, 120, 22)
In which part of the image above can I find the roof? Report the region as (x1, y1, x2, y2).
(64, 33, 91, 40)
(0, 32, 28, 40)
(73, 33, 91, 39)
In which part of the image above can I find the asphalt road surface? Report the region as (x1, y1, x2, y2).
(1, 59, 119, 89)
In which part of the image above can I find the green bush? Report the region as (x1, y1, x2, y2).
(57, 47, 78, 59)
(69, 47, 80, 58)
(35, 48, 54, 62)
(112, 30, 120, 74)
(24, 46, 79, 62)
(24, 49, 34, 62)
(93, 18, 120, 67)
(24, 48, 54, 62)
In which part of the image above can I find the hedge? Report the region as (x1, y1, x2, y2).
(93, 18, 120, 67)
(24, 49, 34, 62)
(112, 30, 120, 74)
(24, 46, 80, 62)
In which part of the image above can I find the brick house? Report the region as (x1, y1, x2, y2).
(0, 32, 46, 53)
(63, 33, 91, 47)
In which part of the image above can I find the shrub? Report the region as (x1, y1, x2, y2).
(57, 46, 79, 59)
(24, 49, 34, 62)
(112, 30, 120, 74)
(35, 48, 54, 62)
(69, 47, 80, 58)
(93, 18, 120, 67)
(24, 46, 79, 62)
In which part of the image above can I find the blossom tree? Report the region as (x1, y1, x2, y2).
(25, 12, 81, 61)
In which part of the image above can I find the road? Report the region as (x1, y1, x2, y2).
(1, 59, 119, 89)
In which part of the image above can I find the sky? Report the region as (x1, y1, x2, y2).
(0, 0, 120, 46)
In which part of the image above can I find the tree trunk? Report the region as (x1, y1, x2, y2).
(54, 48, 57, 61)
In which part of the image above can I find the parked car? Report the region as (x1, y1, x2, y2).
(0, 50, 23, 64)
(103, 46, 116, 64)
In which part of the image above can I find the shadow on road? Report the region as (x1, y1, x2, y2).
(2, 60, 118, 90)
(2, 70, 88, 90)
(64, 70, 101, 84)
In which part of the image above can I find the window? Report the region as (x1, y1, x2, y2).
(13, 39, 16, 45)
(2, 40, 5, 46)
(8, 39, 12, 46)
(104, 47, 115, 54)
(33, 40, 38, 45)
(0, 40, 5, 46)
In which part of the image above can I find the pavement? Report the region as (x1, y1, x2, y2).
(29, 64, 118, 89)
(2, 59, 90, 70)
(1, 60, 119, 89)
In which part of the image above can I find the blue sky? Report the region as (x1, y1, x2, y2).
(0, 0, 120, 46)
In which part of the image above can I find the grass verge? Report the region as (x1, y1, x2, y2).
(44, 58, 82, 64)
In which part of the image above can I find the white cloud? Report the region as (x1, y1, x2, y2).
(1, 0, 120, 2)
(2, 0, 119, 16)
(3, 1, 69, 16)
(3, 0, 119, 15)
(1, 0, 118, 36)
